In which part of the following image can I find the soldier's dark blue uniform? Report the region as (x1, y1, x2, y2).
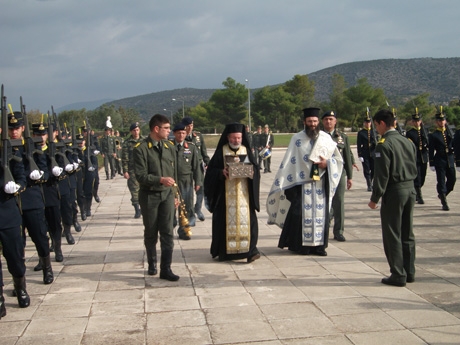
(357, 115, 377, 191)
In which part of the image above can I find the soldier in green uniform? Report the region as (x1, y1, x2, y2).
(100, 127, 116, 180)
(172, 122, 203, 240)
(122, 122, 144, 218)
(368, 109, 417, 287)
(182, 117, 209, 222)
(133, 114, 180, 281)
(322, 111, 353, 242)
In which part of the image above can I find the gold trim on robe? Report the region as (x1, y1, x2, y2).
(223, 144, 251, 254)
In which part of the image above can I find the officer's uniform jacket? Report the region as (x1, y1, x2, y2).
(406, 127, 429, 164)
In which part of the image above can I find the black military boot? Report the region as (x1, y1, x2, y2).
(54, 235, 64, 262)
(134, 204, 141, 219)
(81, 199, 87, 221)
(146, 247, 157, 275)
(13, 276, 30, 308)
(159, 250, 179, 281)
(0, 286, 6, 319)
(40, 255, 54, 285)
(63, 224, 75, 245)
(439, 194, 449, 211)
(73, 213, 82, 232)
(86, 198, 92, 217)
(415, 187, 424, 204)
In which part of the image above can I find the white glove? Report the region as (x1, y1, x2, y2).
(29, 170, 43, 180)
(93, 150, 100, 155)
(88, 166, 95, 172)
(73, 162, 79, 170)
(4, 181, 20, 194)
(358, 157, 364, 163)
(456, 167, 460, 172)
(430, 166, 436, 172)
(52, 166, 63, 176)
(77, 159, 82, 164)
(65, 164, 74, 172)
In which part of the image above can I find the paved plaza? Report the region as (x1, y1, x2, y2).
(1, 147, 460, 344)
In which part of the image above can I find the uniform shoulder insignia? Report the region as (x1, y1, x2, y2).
(147, 142, 152, 149)
(192, 131, 200, 136)
(168, 140, 174, 145)
(378, 138, 385, 144)
(134, 142, 141, 148)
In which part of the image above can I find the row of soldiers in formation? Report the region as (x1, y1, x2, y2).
(356, 109, 460, 211)
(0, 102, 104, 319)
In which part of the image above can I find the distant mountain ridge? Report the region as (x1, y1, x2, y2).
(56, 98, 114, 112)
(59, 58, 460, 118)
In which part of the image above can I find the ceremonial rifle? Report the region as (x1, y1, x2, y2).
(85, 117, 95, 171)
(1, 84, 16, 185)
(51, 107, 71, 166)
(20, 97, 43, 172)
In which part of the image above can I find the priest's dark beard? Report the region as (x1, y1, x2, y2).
(305, 125, 320, 139)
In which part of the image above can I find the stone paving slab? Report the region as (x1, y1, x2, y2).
(1, 147, 460, 344)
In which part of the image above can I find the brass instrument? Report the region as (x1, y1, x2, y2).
(173, 183, 192, 237)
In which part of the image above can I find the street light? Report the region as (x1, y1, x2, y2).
(163, 108, 173, 125)
(245, 79, 251, 132)
(172, 98, 184, 118)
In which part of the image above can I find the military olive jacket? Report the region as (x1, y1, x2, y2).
(121, 135, 145, 174)
(133, 136, 177, 192)
(330, 129, 353, 180)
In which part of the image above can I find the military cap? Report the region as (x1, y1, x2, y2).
(75, 133, 85, 140)
(302, 107, 320, 119)
(435, 106, 446, 120)
(182, 117, 193, 126)
(8, 111, 24, 128)
(173, 122, 186, 132)
(32, 123, 47, 135)
(322, 110, 336, 119)
(80, 125, 87, 132)
(129, 122, 140, 131)
(412, 108, 421, 120)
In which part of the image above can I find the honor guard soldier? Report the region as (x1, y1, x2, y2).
(33, 121, 65, 263)
(182, 117, 210, 222)
(1, 110, 30, 315)
(253, 125, 263, 169)
(100, 127, 116, 180)
(429, 108, 456, 210)
(122, 122, 145, 218)
(114, 130, 123, 176)
(172, 122, 203, 240)
(321, 111, 353, 242)
(79, 125, 99, 219)
(406, 108, 429, 204)
(8, 111, 54, 284)
(357, 111, 377, 191)
(259, 124, 274, 173)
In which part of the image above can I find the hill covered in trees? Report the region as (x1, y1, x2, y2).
(102, 57, 460, 120)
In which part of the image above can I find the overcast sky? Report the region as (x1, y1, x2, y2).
(2, 0, 459, 112)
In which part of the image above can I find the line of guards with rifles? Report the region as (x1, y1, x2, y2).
(0, 85, 100, 320)
(357, 106, 460, 211)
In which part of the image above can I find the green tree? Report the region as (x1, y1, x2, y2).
(208, 77, 248, 125)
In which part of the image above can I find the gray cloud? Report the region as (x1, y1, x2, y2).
(1, 0, 459, 111)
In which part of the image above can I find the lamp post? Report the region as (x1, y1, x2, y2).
(245, 79, 251, 132)
(163, 108, 173, 125)
(172, 98, 184, 118)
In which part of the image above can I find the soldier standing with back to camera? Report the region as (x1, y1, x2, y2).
(321, 110, 353, 242)
(429, 109, 456, 211)
(405, 109, 429, 204)
(122, 122, 144, 219)
(100, 127, 116, 180)
(357, 112, 377, 191)
(182, 117, 209, 222)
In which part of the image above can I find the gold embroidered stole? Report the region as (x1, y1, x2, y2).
(223, 144, 251, 254)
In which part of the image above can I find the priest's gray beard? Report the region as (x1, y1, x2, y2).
(305, 125, 320, 140)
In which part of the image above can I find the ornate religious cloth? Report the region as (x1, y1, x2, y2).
(266, 131, 343, 246)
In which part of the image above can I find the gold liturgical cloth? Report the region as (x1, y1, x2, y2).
(223, 145, 251, 254)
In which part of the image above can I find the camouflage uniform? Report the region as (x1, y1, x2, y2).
(122, 133, 145, 217)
